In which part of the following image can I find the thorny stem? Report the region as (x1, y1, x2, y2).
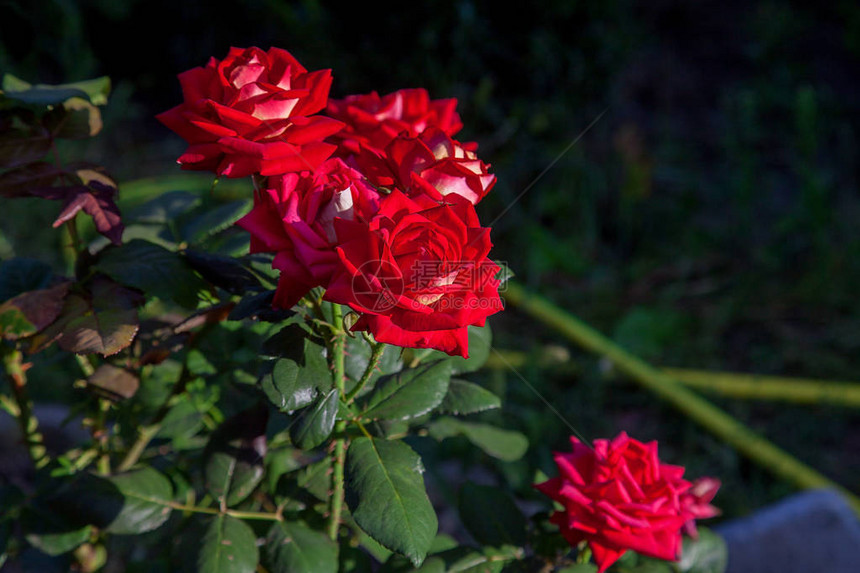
(345, 341, 385, 403)
(328, 303, 347, 541)
(2, 346, 48, 469)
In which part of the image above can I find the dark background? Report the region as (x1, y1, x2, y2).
(3, 0, 860, 518)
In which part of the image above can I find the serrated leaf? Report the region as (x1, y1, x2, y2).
(439, 379, 501, 415)
(180, 199, 251, 245)
(105, 467, 174, 534)
(360, 360, 452, 421)
(345, 437, 437, 567)
(0, 282, 69, 340)
(262, 358, 314, 412)
(290, 388, 339, 449)
(203, 403, 268, 507)
(34, 181, 123, 245)
(46, 468, 173, 535)
(0, 258, 53, 302)
(458, 482, 526, 548)
(0, 126, 52, 169)
(43, 277, 141, 356)
(179, 515, 259, 573)
(0, 161, 64, 198)
(87, 363, 139, 400)
(426, 418, 528, 462)
(184, 250, 262, 294)
(678, 528, 727, 573)
(263, 520, 338, 573)
(96, 239, 206, 308)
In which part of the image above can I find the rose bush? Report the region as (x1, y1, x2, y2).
(535, 432, 719, 573)
(156, 46, 344, 177)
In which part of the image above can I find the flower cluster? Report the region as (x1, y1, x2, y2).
(159, 46, 502, 357)
(535, 433, 720, 573)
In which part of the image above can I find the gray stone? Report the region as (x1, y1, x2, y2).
(716, 489, 860, 573)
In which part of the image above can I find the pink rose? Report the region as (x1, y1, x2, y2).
(157, 46, 344, 177)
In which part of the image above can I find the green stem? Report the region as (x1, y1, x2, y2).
(167, 501, 282, 521)
(328, 303, 347, 541)
(503, 281, 860, 516)
(116, 362, 192, 472)
(663, 368, 860, 407)
(2, 346, 48, 468)
(345, 342, 385, 403)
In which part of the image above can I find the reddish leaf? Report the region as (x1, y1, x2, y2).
(40, 276, 142, 356)
(0, 127, 52, 169)
(0, 162, 64, 198)
(37, 181, 124, 245)
(88, 363, 139, 400)
(0, 281, 70, 340)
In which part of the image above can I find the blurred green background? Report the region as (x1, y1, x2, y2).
(3, 0, 860, 520)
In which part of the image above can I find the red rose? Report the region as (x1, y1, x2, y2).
(535, 433, 710, 573)
(680, 477, 721, 538)
(323, 190, 502, 357)
(236, 158, 382, 308)
(157, 46, 344, 178)
(326, 88, 462, 156)
(352, 128, 495, 205)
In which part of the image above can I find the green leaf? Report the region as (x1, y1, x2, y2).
(261, 336, 332, 412)
(379, 555, 446, 573)
(426, 418, 528, 462)
(21, 505, 92, 556)
(0, 258, 53, 302)
(1, 74, 110, 106)
(184, 250, 262, 294)
(290, 388, 339, 450)
(263, 520, 339, 573)
(458, 482, 526, 548)
(0, 283, 69, 340)
(556, 564, 598, 573)
(228, 290, 295, 322)
(439, 379, 501, 415)
(360, 360, 452, 421)
(345, 437, 437, 567)
(204, 403, 268, 507)
(344, 338, 402, 388)
(420, 324, 492, 374)
(180, 199, 251, 245)
(262, 358, 314, 412)
(179, 515, 259, 573)
(95, 239, 207, 308)
(104, 467, 174, 534)
(45, 468, 173, 535)
(678, 528, 728, 573)
(127, 190, 201, 225)
(40, 277, 141, 356)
